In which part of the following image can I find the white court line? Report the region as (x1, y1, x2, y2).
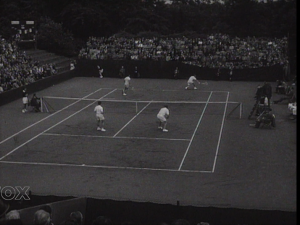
(42, 133, 190, 142)
(0, 88, 106, 145)
(212, 92, 230, 173)
(113, 101, 152, 137)
(0, 89, 117, 161)
(178, 91, 213, 171)
(0, 160, 212, 173)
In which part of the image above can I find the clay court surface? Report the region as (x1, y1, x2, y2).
(0, 77, 296, 212)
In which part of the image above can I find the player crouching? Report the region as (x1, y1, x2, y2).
(185, 75, 201, 90)
(157, 105, 170, 132)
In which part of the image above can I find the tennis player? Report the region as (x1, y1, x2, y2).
(97, 65, 103, 78)
(123, 75, 131, 96)
(185, 75, 200, 90)
(22, 87, 29, 113)
(94, 101, 106, 131)
(157, 105, 170, 132)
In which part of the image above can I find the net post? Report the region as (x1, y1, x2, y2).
(136, 101, 138, 114)
(41, 97, 43, 112)
(240, 103, 242, 119)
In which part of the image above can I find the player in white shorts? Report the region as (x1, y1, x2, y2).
(185, 75, 200, 90)
(94, 101, 106, 131)
(157, 105, 170, 132)
(97, 65, 104, 78)
(22, 88, 29, 113)
(123, 75, 131, 95)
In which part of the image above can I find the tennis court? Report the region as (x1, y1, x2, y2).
(0, 77, 296, 212)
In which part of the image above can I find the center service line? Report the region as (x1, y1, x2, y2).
(211, 91, 230, 173)
(178, 91, 213, 171)
(113, 101, 153, 137)
(0, 89, 117, 161)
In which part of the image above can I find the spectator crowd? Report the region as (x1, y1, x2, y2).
(78, 33, 289, 70)
(1, 197, 213, 225)
(0, 36, 57, 93)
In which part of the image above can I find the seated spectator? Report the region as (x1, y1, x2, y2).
(60, 211, 83, 225)
(273, 86, 296, 104)
(5, 210, 23, 225)
(288, 102, 297, 120)
(70, 61, 75, 70)
(33, 209, 52, 225)
(0, 85, 3, 93)
(275, 80, 288, 94)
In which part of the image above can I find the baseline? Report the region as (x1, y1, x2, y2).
(0, 160, 213, 173)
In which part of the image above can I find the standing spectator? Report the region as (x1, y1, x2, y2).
(229, 67, 233, 81)
(216, 68, 220, 81)
(22, 87, 29, 113)
(185, 75, 201, 90)
(157, 105, 170, 132)
(174, 67, 179, 79)
(133, 66, 140, 78)
(97, 65, 103, 78)
(122, 75, 131, 96)
(119, 66, 125, 78)
(263, 82, 272, 107)
(94, 101, 106, 131)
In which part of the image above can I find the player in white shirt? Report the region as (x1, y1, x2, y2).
(123, 75, 131, 95)
(97, 65, 103, 78)
(185, 75, 200, 90)
(157, 105, 170, 132)
(94, 101, 106, 131)
(22, 88, 29, 113)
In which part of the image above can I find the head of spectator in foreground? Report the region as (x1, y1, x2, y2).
(38, 205, 52, 217)
(5, 210, 23, 225)
(171, 219, 190, 225)
(164, 105, 168, 109)
(91, 216, 113, 225)
(34, 209, 51, 225)
(70, 211, 83, 225)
